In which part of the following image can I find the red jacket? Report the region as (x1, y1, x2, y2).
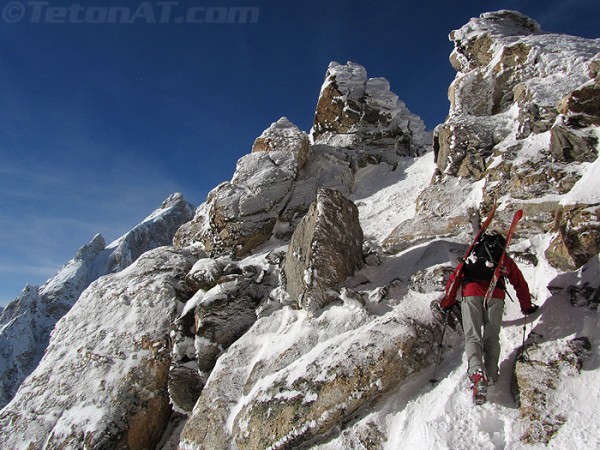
(441, 256, 532, 311)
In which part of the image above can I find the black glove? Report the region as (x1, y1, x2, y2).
(522, 304, 539, 315)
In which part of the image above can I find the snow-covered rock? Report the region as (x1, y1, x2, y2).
(513, 336, 591, 444)
(398, 10, 600, 256)
(179, 299, 450, 450)
(174, 123, 305, 257)
(284, 188, 364, 315)
(0, 246, 196, 449)
(311, 61, 429, 159)
(252, 117, 310, 168)
(0, 193, 194, 409)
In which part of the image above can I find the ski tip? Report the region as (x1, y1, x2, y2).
(515, 209, 524, 219)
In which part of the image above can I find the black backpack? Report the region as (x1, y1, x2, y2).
(463, 231, 506, 284)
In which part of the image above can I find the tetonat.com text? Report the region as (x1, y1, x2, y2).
(2, 1, 260, 24)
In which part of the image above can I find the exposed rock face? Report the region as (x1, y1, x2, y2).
(284, 188, 364, 314)
(393, 10, 600, 268)
(0, 247, 196, 449)
(513, 337, 591, 445)
(433, 115, 512, 179)
(5, 15, 600, 449)
(550, 114, 599, 163)
(545, 204, 600, 270)
(179, 301, 448, 450)
(438, 10, 600, 178)
(193, 274, 266, 375)
(448, 11, 542, 117)
(232, 316, 439, 449)
(0, 193, 194, 409)
(311, 62, 429, 160)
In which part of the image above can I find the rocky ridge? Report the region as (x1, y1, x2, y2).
(1, 11, 600, 450)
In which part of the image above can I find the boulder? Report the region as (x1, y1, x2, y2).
(513, 337, 591, 445)
(284, 188, 364, 314)
(0, 247, 196, 450)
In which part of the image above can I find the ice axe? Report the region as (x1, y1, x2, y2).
(430, 310, 449, 384)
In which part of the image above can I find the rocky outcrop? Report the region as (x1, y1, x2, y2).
(232, 316, 439, 449)
(311, 61, 429, 160)
(438, 10, 600, 178)
(175, 150, 298, 258)
(179, 298, 448, 450)
(284, 188, 364, 314)
(402, 10, 600, 265)
(0, 247, 196, 449)
(513, 337, 591, 445)
(193, 273, 267, 375)
(175, 63, 431, 260)
(174, 119, 315, 258)
(433, 115, 512, 179)
(550, 114, 599, 163)
(0, 193, 194, 409)
(168, 259, 276, 413)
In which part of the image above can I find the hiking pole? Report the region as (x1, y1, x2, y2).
(518, 313, 528, 362)
(430, 311, 449, 384)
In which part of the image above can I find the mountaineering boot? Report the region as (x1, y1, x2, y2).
(470, 369, 488, 405)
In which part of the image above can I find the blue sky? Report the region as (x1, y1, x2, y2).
(0, 0, 598, 307)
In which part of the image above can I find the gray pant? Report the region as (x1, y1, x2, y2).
(461, 295, 504, 381)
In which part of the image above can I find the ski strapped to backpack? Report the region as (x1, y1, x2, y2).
(440, 203, 497, 309)
(483, 209, 524, 308)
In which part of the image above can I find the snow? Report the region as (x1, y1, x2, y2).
(351, 152, 434, 241)
(560, 148, 600, 205)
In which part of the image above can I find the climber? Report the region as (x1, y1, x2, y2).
(440, 231, 539, 404)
